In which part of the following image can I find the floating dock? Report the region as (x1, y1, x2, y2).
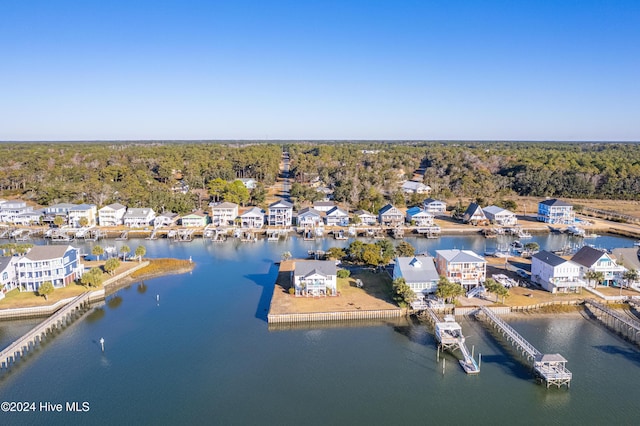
(474, 306, 572, 388)
(423, 308, 480, 374)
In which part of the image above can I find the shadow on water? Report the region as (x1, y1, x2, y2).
(593, 345, 640, 366)
(85, 307, 106, 323)
(107, 295, 123, 310)
(244, 259, 280, 322)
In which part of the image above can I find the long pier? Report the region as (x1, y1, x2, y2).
(475, 306, 572, 388)
(0, 292, 92, 371)
(584, 299, 640, 344)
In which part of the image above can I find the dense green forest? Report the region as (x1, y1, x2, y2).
(0, 142, 638, 213)
(0, 143, 281, 213)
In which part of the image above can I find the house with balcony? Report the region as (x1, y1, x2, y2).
(571, 246, 626, 287)
(393, 256, 439, 306)
(0, 256, 19, 300)
(531, 250, 585, 293)
(353, 210, 377, 225)
(325, 206, 349, 227)
(405, 207, 434, 227)
(181, 211, 209, 227)
(292, 260, 337, 297)
(123, 208, 156, 227)
(297, 207, 323, 228)
(462, 203, 488, 226)
(483, 205, 518, 226)
(378, 204, 404, 226)
(239, 207, 265, 229)
(12, 210, 43, 226)
(154, 212, 180, 227)
(15, 245, 83, 291)
(0, 200, 33, 223)
(98, 203, 127, 226)
(210, 202, 239, 227)
(422, 198, 447, 215)
(42, 203, 75, 225)
(537, 199, 574, 225)
(268, 200, 293, 227)
(68, 204, 98, 227)
(435, 249, 487, 290)
(401, 180, 431, 195)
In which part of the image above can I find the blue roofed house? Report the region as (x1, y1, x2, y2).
(571, 246, 626, 287)
(405, 207, 434, 226)
(531, 250, 585, 293)
(537, 199, 574, 224)
(435, 249, 487, 291)
(15, 245, 84, 291)
(393, 256, 439, 307)
(292, 260, 337, 297)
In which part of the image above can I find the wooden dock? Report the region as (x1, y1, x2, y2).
(475, 306, 572, 388)
(0, 292, 93, 371)
(584, 299, 640, 345)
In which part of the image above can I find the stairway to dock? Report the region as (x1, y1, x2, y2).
(474, 307, 571, 388)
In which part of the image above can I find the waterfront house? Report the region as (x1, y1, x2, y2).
(393, 256, 439, 305)
(210, 202, 239, 227)
(353, 210, 377, 225)
(537, 199, 575, 225)
(0, 256, 18, 300)
(325, 206, 350, 227)
(483, 205, 518, 226)
(154, 212, 179, 227)
(401, 180, 431, 195)
(268, 200, 293, 227)
(15, 245, 83, 291)
(297, 207, 323, 228)
(123, 208, 156, 228)
(181, 211, 209, 227)
(462, 203, 488, 226)
(435, 249, 487, 290)
(292, 260, 337, 296)
(405, 207, 434, 227)
(12, 210, 43, 226)
(68, 204, 98, 227)
(239, 207, 265, 229)
(42, 203, 75, 225)
(378, 204, 404, 226)
(0, 200, 33, 223)
(98, 203, 127, 226)
(571, 246, 626, 287)
(312, 201, 336, 213)
(422, 198, 447, 215)
(531, 251, 585, 293)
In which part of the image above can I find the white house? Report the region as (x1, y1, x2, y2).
(312, 201, 336, 213)
(435, 249, 487, 290)
(98, 203, 127, 226)
(393, 256, 439, 306)
(238, 178, 257, 190)
(292, 260, 337, 297)
(181, 211, 209, 227)
(268, 200, 293, 227)
(537, 199, 574, 225)
(15, 245, 84, 291)
(378, 204, 404, 226)
(68, 204, 98, 227)
(239, 207, 265, 229)
(154, 212, 180, 227)
(325, 207, 349, 227)
(12, 211, 43, 226)
(423, 198, 447, 215)
(0, 200, 33, 223)
(210, 202, 239, 226)
(297, 207, 323, 228)
(405, 207, 434, 227)
(531, 251, 585, 293)
(571, 246, 626, 287)
(483, 205, 518, 226)
(401, 180, 431, 194)
(0, 256, 19, 300)
(353, 210, 377, 225)
(462, 203, 488, 225)
(123, 208, 156, 227)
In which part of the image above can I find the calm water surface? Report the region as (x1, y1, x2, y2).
(0, 235, 639, 425)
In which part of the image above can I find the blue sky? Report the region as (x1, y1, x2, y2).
(1, 0, 639, 141)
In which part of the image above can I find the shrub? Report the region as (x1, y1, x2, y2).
(288, 287, 295, 295)
(337, 269, 351, 278)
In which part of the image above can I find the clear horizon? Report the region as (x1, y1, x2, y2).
(1, 0, 639, 141)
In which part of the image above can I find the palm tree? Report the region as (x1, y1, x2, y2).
(623, 269, 639, 288)
(92, 245, 105, 261)
(584, 270, 598, 288)
(134, 245, 146, 262)
(120, 244, 131, 261)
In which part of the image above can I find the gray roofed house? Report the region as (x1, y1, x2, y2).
(483, 205, 517, 226)
(239, 207, 265, 229)
(571, 246, 626, 286)
(462, 203, 488, 225)
(268, 200, 293, 227)
(324, 206, 349, 226)
(292, 260, 337, 296)
(422, 198, 447, 215)
(531, 250, 584, 293)
(0, 256, 18, 298)
(537, 198, 574, 224)
(393, 256, 439, 305)
(378, 204, 404, 226)
(123, 208, 156, 227)
(353, 210, 377, 225)
(435, 249, 487, 289)
(17, 245, 84, 291)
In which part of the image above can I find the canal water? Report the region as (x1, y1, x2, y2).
(0, 234, 639, 425)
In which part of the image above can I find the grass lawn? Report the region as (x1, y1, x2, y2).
(0, 284, 89, 309)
